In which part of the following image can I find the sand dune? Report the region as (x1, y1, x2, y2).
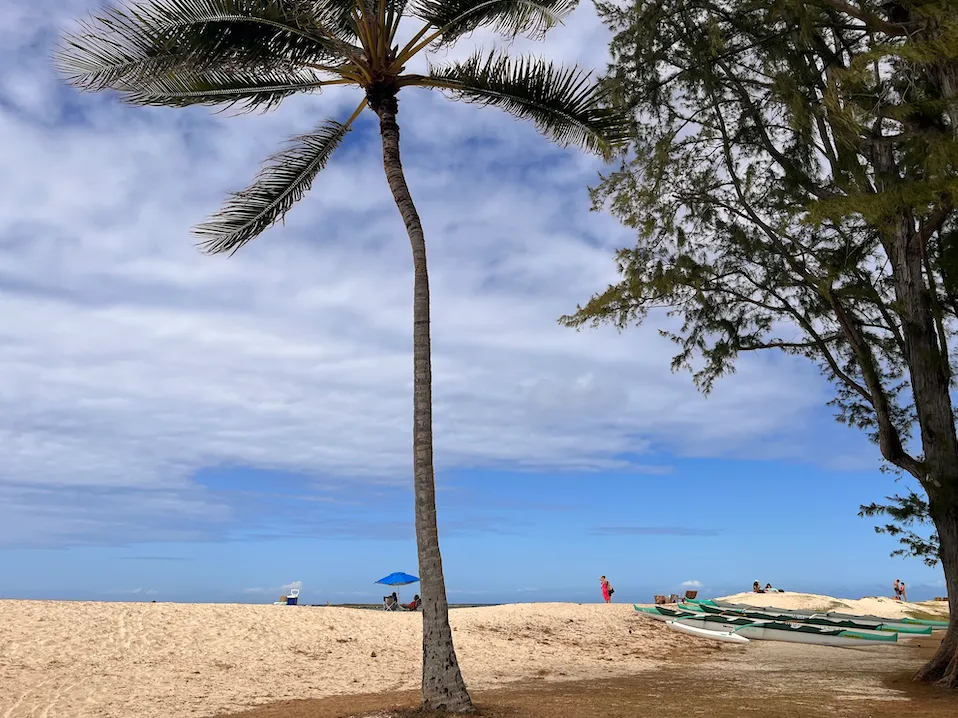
(715, 592, 950, 620)
(0, 601, 681, 718)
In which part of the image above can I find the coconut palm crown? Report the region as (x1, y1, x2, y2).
(56, 0, 627, 254)
(56, 0, 629, 712)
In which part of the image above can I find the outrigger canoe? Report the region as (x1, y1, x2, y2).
(634, 605, 899, 646)
(683, 602, 931, 635)
(689, 598, 947, 629)
(667, 620, 750, 644)
(900, 617, 950, 628)
(645, 605, 901, 639)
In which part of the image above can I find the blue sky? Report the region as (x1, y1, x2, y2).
(0, 1, 946, 605)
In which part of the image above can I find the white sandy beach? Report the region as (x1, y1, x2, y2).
(0, 601, 667, 718)
(0, 594, 948, 718)
(713, 591, 950, 620)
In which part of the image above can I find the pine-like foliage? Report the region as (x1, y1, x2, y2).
(861, 492, 940, 567)
(564, 0, 956, 513)
(563, 0, 958, 685)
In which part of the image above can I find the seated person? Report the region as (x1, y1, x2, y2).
(404, 594, 422, 611)
(383, 592, 400, 610)
(752, 581, 765, 593)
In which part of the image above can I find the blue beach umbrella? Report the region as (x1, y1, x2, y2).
(375, 571, 420, 586)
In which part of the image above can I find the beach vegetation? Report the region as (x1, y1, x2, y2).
(561, 0, 958, 687)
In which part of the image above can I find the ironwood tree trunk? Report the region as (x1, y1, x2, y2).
(885, 214, 958, 687)
(373, 92, 474, 712)
(915, 504, 958, 686)
(808, 2, 958, 684)
(915, 7, 958, 687)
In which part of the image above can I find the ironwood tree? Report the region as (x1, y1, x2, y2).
(562, 0, 958, 686)
(860, 490, 941, 566)
(56, 0, 628, 710)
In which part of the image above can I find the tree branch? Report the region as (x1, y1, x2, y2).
(737, 336, 842, 352)
(815, 0, 909, 37)
(712, 55, 837, 202)
(826, 288, 924, 477)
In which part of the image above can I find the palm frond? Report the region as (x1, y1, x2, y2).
(410, 0, 577, 44)
(420, 51, 630, 158)
(310, 0, 390, 43)
(315, 0, 359, 41)
(195, 117, 352, 254)
(55, 0, 358, 93)
(118, 66, 331, 110)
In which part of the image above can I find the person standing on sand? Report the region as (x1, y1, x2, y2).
(900, 580, 908, 602)
(893, 579, 901, 601)
(600, 576, 613, 603)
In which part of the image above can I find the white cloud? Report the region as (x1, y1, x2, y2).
(680, 580, 703, 589)
(0, 2, 854, 547)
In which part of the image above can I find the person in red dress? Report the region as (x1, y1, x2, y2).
(600, 576, 613, 603)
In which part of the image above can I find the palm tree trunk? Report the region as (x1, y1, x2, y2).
(374, 96, 474, 713)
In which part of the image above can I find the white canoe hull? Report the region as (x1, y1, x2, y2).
(639, 609, 899, 646)
(693, 604, 925, 634)
(712, 601, 933, 632)
(695, 615, 896, 639)
(672, 618, 896, 647)
(734, 624, 892, 646)
(667, 620, 749, 644)
(669, 616, 756, 632)
(643, 611, 678, 623)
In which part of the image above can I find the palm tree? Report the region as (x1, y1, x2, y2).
(56, 0, 627, 710)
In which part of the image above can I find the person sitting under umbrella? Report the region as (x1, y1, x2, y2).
(383, 591, 400, 610)
(375, 572, 420, 609)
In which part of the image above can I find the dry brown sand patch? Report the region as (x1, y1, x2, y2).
(214, 637, 951, 718)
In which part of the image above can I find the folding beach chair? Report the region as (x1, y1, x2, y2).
(383, 595, 399, 611)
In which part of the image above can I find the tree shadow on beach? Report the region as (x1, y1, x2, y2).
(213, 637, 954, 718)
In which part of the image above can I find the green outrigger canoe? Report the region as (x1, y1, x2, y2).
(681, 601, 930, 634)
(900, 616, 950, 628)
(684, 598, 941, 632)
(634, 605, 899, 646)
